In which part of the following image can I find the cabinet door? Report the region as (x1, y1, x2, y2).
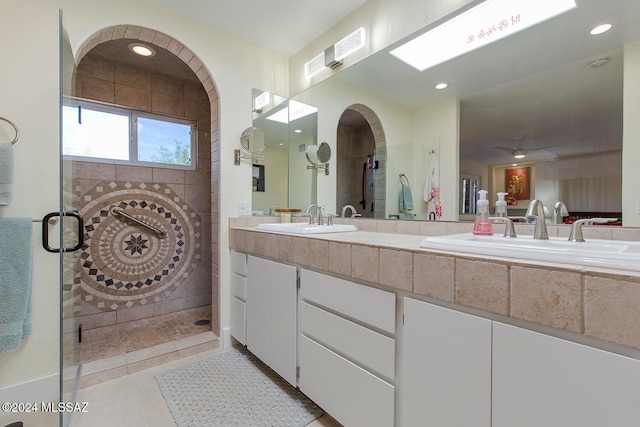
(493, 322, 640, 427)
(399, 298, 492, 427)
(246, 255, 297, 386)
(299, 335, 395, 427)
(230, 296, 246, 345)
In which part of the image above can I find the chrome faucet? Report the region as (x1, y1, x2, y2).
(341, 204, 360, 218)
(305, 204, 324, 226)
(489, 216, 517, 238)
(553, 201, 568, 224)
(525, 199, 549, 240)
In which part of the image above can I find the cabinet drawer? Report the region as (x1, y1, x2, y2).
(230, 272, 246, 301)
(230, 250, 247, 276)
(299, 335, 395, 427)
(299, 301, 395, 381)
(230, 296, 246, 345)
(300, 269, 395, 334)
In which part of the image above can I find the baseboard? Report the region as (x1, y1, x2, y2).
(0, 373, 58, 404)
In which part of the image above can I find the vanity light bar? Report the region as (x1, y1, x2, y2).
(390, 0, 577, 71)
(334, 27, 365, 62)
(305, 52, 326, 78)
(304, 28, 366, 78)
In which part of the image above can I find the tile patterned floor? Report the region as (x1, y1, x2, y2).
(78, 306, 212, 364)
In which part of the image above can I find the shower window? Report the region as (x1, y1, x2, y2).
(62, 99, 196, 170)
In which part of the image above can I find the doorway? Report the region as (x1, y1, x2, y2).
(60, 23, 221, 414)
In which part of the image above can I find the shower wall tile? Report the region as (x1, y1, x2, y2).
(152, 73, 184, 98)
(76, 54, 114, 81)
(76, 74, 115, 103)
(73, 162, 116, 181)
(115, 165, 153, 182)
(117, 305, 155, 324)
(115, 63, 151, 90)
(152, 93, 185, 117)
(153, 168, 185, 184)
(115, 83, 152, 110)
(184, 81, 209, 103)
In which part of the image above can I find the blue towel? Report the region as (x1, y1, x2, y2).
(0, 142, 14, 206)
(0, 217, 33, 354)
(399, 183, 414, 212)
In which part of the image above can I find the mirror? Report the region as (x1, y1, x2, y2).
(317, 142, 331, 163)
(251, 89, 319, 215)
(289, 0, 640, 225)
(240, 126, 265, 154)
(250, 90, 288, 215)
(306, 144, 319, 164)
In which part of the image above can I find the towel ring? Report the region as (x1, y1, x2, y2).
(0, 116, 20, 145)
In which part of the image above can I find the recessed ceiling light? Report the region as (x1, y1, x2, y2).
(590, 24, 612, 35)
(435, 83, 448, 90)
(294, 129, 303, 133)
(129, 43, 155, 57)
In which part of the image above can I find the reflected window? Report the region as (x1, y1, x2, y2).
(460, 174, 480, 214)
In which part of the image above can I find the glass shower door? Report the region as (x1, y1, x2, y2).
(59, 11, 84, 427)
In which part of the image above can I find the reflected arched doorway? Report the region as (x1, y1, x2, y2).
(336, 104, 386, 218)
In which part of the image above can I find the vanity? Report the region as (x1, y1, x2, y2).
(229, 217, 640, 427)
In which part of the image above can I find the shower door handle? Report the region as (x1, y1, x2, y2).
(42, 211, 85, 253)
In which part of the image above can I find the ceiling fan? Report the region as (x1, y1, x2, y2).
(493, 135, 560, 159)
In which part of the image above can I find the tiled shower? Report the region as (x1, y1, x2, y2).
(62, 43, 214, 369)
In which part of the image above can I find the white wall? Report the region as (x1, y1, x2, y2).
(0, 0, 288, 397)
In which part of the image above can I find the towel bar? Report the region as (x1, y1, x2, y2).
(110, 207, 167, 239)
(0, 116, 20, 145)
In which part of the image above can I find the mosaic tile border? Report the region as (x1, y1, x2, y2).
(75, 181, 202, 311)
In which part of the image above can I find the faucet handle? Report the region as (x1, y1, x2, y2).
(326, 214, 337, 226)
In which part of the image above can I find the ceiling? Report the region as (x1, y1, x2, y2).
(145, 0, 367, 56)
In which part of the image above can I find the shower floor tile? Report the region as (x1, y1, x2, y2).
(75, 306, 213, 364)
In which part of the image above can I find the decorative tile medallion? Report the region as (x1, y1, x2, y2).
(75, 181, 201, 311)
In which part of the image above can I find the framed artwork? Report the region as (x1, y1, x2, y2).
(505, 167, 530, 200)
(252, 164, 265, 192)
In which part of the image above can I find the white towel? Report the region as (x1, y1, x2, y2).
(0, 142, 14, 206)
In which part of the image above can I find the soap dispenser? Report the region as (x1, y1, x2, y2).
(473, 190, 493, 235)
(495, 192, 508, 217)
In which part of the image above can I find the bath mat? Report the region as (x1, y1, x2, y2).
(155, 348, 323, 427)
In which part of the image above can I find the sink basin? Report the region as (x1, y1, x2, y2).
(256, 222, 357, 234)
(420, 233, 640, 272)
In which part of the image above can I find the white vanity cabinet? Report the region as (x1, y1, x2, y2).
(298, 269, 396, 427)
(246, 255, 298, 386)
(229, 251, 247, 345)
(492, 322, 640, 427)
(399, 297, 492, 427)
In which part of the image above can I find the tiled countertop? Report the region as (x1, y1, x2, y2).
(229, 217, 640, 354)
